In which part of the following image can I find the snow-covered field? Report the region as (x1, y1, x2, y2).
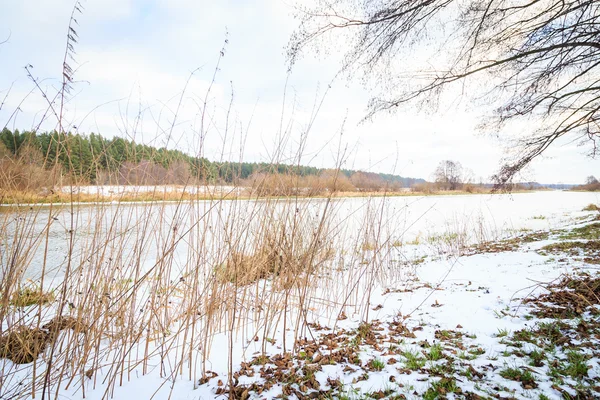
(1, 191, 599, 399)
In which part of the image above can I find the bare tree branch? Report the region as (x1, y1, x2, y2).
(289, 0, 600, 188)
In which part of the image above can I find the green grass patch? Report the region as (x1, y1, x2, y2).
(423, 377, 459, 399)
(499, 366, 537, 388)
(458, 351, 478, 361)
(495, 328, 509, 338)
(402, 349, 426, 370)
(429, 361, 455, 376)
(539, 240, 600, 258)
(528, 349, 546, 367)
(562, 351, 589, 379)
(535, 321, 563, 345)
(368, 358, 385, 372)
(559, 222, 600, 240)
(468, 347, 485, 356)
(426, 343, 444, 361)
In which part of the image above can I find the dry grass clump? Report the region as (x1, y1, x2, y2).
(42, 315, 88, 334)
(463, 183, 487, 193)
(361, 242, 377, 251)
(0, 326, 50, 364)
(582, 203, 600, 212)
(216, 215, 335, 288)
(0, 316, 85, 365)
(10, 285, 54, 307)
(216, 248, 277, 286)
(411, 182, 437, 194)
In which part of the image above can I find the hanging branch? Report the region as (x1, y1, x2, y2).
(289, 0, 600, 188)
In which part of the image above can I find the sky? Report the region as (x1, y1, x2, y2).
(0, 0, 596, 184)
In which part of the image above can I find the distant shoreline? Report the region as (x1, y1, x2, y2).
(0, 185, 556, 206)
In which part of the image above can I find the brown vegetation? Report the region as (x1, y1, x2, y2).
(525, 274, 600, 319)
(0, 142, 63, 194)
(243, 170, 355, 197)
(10, 285, 54, 307)
(574, 182, 600, 192)
(0, 316, 86, 364)
(216, 212, 335, 288)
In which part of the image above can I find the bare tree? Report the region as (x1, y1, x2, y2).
(433, 160, 463, 190)
(288, 1, 600, 188)
(586, 175, 598, 185)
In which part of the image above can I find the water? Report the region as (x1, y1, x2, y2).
(1, 191, 598, 284)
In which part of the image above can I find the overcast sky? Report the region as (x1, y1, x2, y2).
(0, 0, 595, 184)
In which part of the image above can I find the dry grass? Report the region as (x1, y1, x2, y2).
(583, 203, 600, 212)
(525, 274, 600, 318)
(0, 28, 411, 399)
(216, 221, 335, 288)
(0, 186, 513, 206)
(10, 285, 54, 307)
(0, 187, 242, 204)
(0, 170, 407, 398)
(0, 326, 50, 364)
(243, 171, 356, 197)
(0, 316, 87, 365)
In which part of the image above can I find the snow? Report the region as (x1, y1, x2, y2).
(1, 191, 600, 399)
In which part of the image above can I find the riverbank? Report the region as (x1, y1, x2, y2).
(188, 210, 600, 399)
(1, 198, 598, 399)
(0, 185, 536, 206)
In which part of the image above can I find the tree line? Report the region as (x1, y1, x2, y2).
(0, 128, 424, 189)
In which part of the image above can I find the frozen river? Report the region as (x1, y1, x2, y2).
(1, 190, 598, 284)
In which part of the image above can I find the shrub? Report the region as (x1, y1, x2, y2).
(411, 182, 437, 194)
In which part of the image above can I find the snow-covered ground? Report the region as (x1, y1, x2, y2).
(1, 192, 599, 399)
(185, 211, 599, 399)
